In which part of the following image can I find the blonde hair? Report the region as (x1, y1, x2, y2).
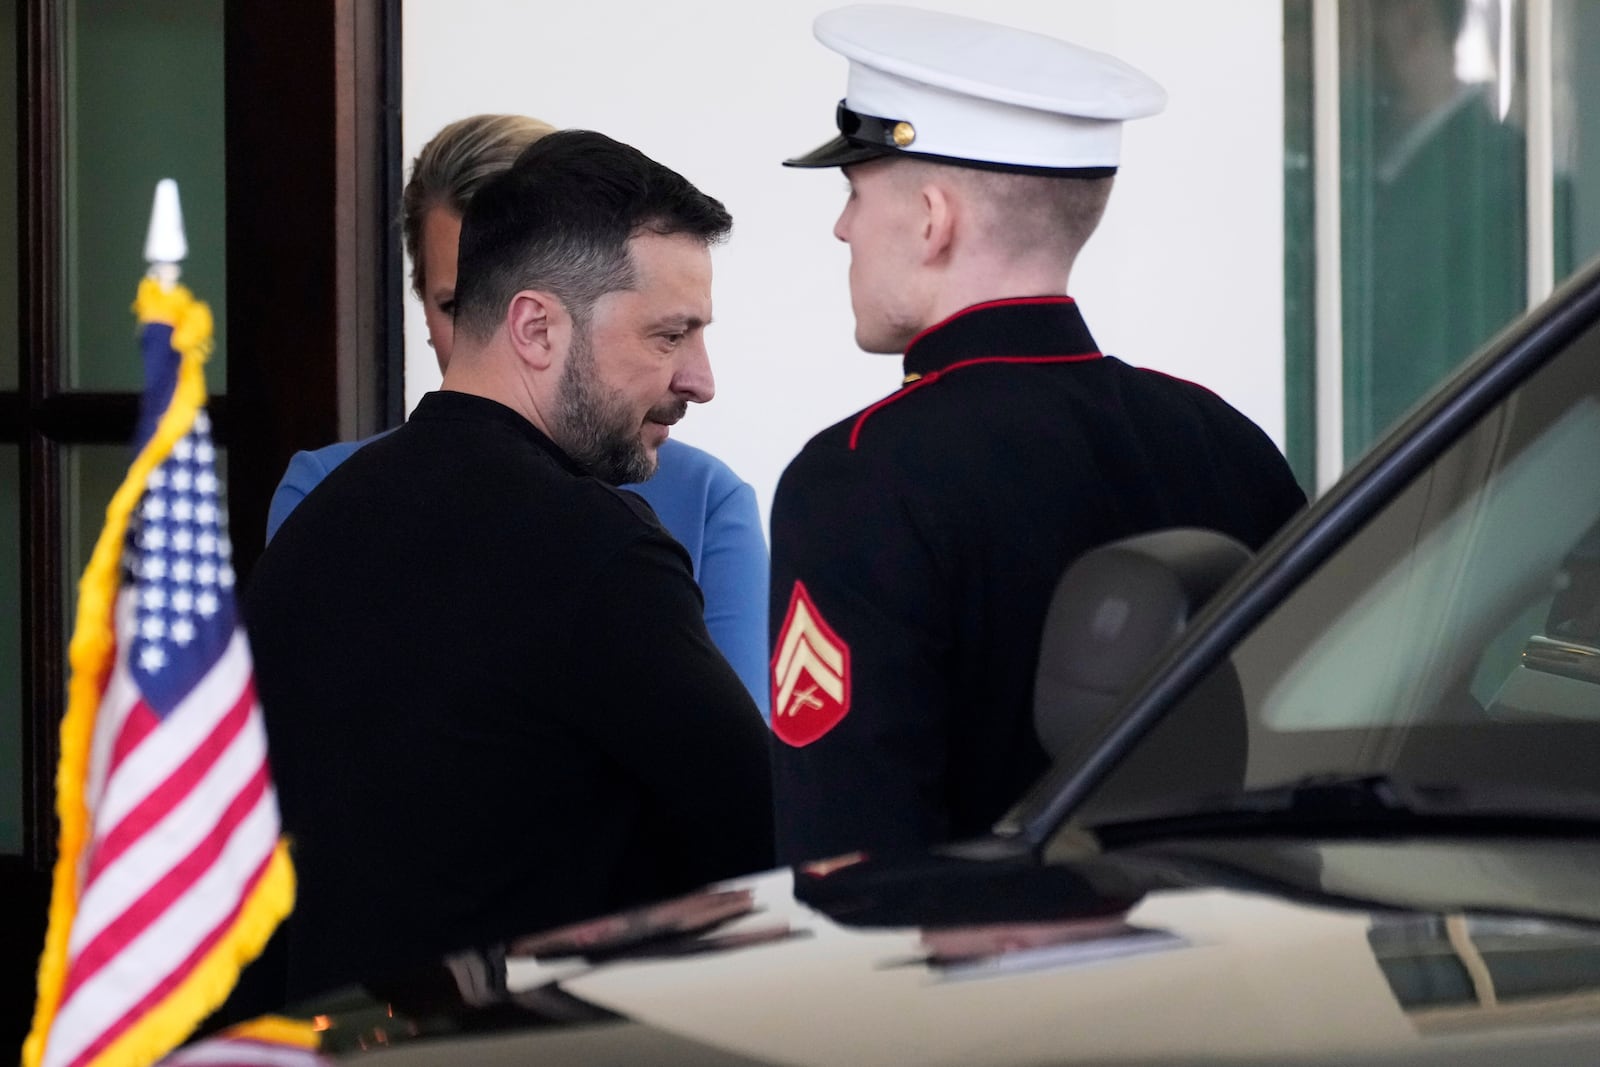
(401, 114, 557, 294)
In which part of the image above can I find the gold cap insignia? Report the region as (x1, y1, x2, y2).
(891, 121, 916, 148)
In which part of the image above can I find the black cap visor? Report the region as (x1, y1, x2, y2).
(784, 101, 906, 169)
(783, 133, 894, 169)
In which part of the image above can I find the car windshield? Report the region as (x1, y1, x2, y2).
(1075, 299, 1600, 828)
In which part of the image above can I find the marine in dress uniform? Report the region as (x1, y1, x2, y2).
(769, 5, 1308, 864)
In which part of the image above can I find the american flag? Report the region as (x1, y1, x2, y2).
(24, 277, 298, 1067)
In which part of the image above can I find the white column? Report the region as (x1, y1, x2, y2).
(1313, 0, 1345, 492)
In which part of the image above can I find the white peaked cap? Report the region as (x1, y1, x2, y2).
(143, 178, 189, 264)
(785, 4, 1167, 174)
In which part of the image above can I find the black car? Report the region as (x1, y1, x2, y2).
(172, 257, 1600, 1065)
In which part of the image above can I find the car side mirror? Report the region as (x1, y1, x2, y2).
(1484, 635, 1600, 722)
(1032, 528, 1252, 762)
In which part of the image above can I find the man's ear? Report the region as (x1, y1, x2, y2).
(505, 290, 564, 371)
(919, 180, 956, 265)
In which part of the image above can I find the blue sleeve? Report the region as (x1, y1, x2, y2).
(699, 478, 772, 720)
(266, 436, 384, 543)
(265, 451, 334, 543)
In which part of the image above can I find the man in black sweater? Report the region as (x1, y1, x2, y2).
(246, 131, 773, 1001)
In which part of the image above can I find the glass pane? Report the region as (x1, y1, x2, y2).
(0, 0, 18, 390)
(64, 446, 133, 628)
(1554, 0, 1600, 278)
(0, 446, 20, 854)
(1339, 0, 1528, 461)
(1283, 0, 1317, 491)
(63, 0, 226, 392)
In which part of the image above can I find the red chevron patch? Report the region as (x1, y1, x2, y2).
(771, 581, 851, 747)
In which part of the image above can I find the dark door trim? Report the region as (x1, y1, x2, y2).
(3, 0, 401, 1047)
(19, 0, 65, 877)
(224, 0, 403, 576)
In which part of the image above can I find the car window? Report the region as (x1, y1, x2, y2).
(1078, 311, 1600, 825)
(1259, 395, 1600, 732)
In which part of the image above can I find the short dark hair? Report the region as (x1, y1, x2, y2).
(453, 130, 733, 341)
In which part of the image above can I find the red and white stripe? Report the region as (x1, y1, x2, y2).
(41, 596, 281, 1067)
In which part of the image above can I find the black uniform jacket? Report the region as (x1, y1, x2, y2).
(246, 391, 774, 1000)
(769, 297, 1306, 863)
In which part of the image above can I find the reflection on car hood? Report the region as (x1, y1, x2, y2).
(177, 836, 1600, 1066)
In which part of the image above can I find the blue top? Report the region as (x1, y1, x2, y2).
(267, 432, 771, 718)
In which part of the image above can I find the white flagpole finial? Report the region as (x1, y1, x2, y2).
(144, 179, 188, 288)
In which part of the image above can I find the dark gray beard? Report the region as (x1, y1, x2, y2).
(549, 326, 682, 486)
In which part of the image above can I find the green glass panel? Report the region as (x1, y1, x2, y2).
(64, 446, 133, 629)
(64, 0, 226, 392)
(1554, 1, 1600, 279)
(1283, 0, 1317, 494)
(0, 446, 20, 855)
(1339, 0, 1527, 462)
(0, 0, 18, 391)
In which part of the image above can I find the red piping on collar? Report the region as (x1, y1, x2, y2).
(901, 295, 1077, 355)
(849, 352, 1102, 450)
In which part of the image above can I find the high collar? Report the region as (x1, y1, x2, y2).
(901, 297, 1100, 380)
(412, 389, 588, 479)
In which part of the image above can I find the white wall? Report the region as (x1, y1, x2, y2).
(402, 1, 1286, 526)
